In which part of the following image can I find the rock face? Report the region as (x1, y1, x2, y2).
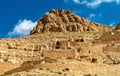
(96, 23, 120, 44)
(0, 32, 103, 64)
(115, 23, 120, 30)
(0, 9, 120, 76)
(30, 9, 112, 34)
(0, 28, 120, 76)
(99, 31, 120, 44)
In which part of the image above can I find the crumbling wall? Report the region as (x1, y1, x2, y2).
(42, 49, 76, 59)
(99, 31, 120, 44)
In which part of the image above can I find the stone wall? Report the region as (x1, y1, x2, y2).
(0, 50, 35, 64)
(42, 49, 76, 59)
(99, 31, 120, 44)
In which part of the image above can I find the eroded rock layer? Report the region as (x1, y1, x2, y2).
(30, 9, 112, 34)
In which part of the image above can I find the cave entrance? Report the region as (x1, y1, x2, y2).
(75, 39, 84, 42)
(55, 41, 61, 49)
(92, 58, 97, 63)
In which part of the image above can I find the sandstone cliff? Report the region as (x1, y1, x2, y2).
(0, 9, 120, 76)
(30, 9, 112, 34)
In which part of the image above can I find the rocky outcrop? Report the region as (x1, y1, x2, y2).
(30, 9, 112, 34)
(0, 9, 119, 76)
(115, 23, 120, 30)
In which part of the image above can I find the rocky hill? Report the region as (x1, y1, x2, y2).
(0, 9, 119, 76)
(30, 9, 112, 35)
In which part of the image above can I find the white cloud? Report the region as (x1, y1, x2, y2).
(109, 22, 115, 26)
(86, 0, 102, 8)
(86, 0, 119, 8)
(116, 0, 120, 4)
(73, 0, 80, 3)
(64, 0, 87, 4)
(87, 13, 96, 20)
(87, 13, 102, 21)
(72, 0, 88, 4)
(7, 19, 37, 37)
(71, 0, 120, 8)
(89, 13, 96, 19)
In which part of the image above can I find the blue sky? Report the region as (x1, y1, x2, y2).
(0, 0, 120, 38)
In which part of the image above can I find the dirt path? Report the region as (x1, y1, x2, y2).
(0, 62, 20, 75)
